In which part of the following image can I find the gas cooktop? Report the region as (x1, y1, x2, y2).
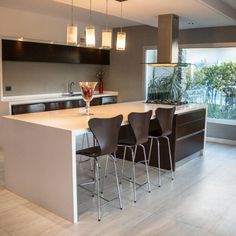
(146, 99, 188, 106)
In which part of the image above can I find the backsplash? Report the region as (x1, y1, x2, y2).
(2, 61, 108, 96)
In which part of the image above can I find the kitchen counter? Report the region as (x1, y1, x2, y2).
(4, 101, 206, 135)
(0, 91, 118, 116)
(1, 101, 207, 223)
(1, 90, 118, 105)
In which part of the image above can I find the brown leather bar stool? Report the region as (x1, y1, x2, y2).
(77, 115, 123, 221)
(148, 107, 175, 187)
(118, 110, 152, 203)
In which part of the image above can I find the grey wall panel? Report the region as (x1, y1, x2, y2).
(2, 62, 108, 96)
(207, 122, 236, 140)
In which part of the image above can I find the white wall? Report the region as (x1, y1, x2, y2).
(0, 6, 106, 97)
(0, 6, 103, 45)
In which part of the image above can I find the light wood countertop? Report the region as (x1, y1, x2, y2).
(3, 101, 207, 135)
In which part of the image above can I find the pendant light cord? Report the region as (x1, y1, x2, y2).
(120, 1, 123, 32)
(106, 0, 108, 29)
(71, 0, 74, 25)
(89, 0, 92, 25)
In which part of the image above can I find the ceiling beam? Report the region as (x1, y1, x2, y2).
(197, 0, 236, 20)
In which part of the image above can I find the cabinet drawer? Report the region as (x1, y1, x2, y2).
(176, 119, 205, 139)
(175, 131, 204, 161)
(176, 109, 206, 125)
(101, 96, 117, 105)
(12, 103, 45, 115)
(90, 97, 101, 106)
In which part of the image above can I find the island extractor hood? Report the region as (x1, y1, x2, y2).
(146, 14, 188, 67)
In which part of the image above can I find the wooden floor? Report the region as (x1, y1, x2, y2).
(0, 142, 236, 236)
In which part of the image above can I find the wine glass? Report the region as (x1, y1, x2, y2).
(79, 82, 97, 115)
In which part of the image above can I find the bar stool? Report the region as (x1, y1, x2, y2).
(118, 110, 152, 203)
(77, 115, 123, 221)
(148, 107, 175, 187)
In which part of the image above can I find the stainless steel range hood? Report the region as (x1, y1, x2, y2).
(146, 14, 188, 67)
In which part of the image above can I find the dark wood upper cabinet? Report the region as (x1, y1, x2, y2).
(2, 39, 110, 65)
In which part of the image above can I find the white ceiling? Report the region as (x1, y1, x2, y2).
(0, 0, 236, 29)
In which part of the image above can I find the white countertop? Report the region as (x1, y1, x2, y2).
(3, 101, 207, 135)
(1, 91, 118, 105)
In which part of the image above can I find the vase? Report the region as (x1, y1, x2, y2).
(79, 82, 97, 115)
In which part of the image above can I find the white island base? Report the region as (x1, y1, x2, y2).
(1, 101, 207, 223)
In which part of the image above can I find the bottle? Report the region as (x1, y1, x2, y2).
(99, 78, 103, 94)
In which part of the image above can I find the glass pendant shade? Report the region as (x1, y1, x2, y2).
(116, 31, 126, 50)
(102, 29, 112, 49)
(67, 24, 78, 45)
(86, 26, 96, 47)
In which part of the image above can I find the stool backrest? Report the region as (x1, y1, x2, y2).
(89, 115, 123, 155)
(128, 110, 152, 145)
(155, 107, 175, 135)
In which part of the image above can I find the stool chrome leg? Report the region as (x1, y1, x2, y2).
(164, 136, 174, 180)
(157, 139, 161, 187)
(101, 156, 109, 194)
(78, 133, 93, 172)
(148, 137, 153, 165)
(112, 153, 123, 210)
(130, 145, 137, 180)
(120, 146, 127, 184)
(130, 146, 137, 203)
(104, 155, 109, 178)
(140, 144, 151, 193)
(95, 159, 101, 221)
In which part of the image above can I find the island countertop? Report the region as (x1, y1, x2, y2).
(1, 100, 207, 223)
(3, 101, 207, 135)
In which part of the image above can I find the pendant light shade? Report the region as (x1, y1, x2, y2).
(102, 29, 112, 49)
(116, 31, 126, 50)
(116, 0, 127, 51)
(86, 25, 95, 47)
(67, 24, 78, 45)
(86, 0, 95, 47)
(67, 0, 78, 45)
(102, 0, 112, 49)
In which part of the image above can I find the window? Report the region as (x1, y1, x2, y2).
(184, 48, 236, 120)
(145, 48, 236, 121)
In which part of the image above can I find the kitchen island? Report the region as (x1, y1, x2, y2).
(1, 101, 207, 223)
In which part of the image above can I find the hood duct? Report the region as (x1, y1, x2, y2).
(146, 14, 188, 67)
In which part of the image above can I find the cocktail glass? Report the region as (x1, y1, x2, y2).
(79, 82, 97, 115)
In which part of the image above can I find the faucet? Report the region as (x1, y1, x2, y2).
(68, 82, 75, 95)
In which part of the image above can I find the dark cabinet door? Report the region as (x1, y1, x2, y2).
(2, 39, 110, 65)
(101, 96, 117, 105)
(11, 96, 117, 115)
(2, 40, 80, 64)
(12, 103, 46, 115)
(79, 47, 110, 65)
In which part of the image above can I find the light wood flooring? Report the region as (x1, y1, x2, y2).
(0, 142, 236, 236)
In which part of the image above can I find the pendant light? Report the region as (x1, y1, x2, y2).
(67, 0, 78, 45)
(116, 0, 127, 50)
(102, 0, 112, 49)
(86, 0, 96, 47)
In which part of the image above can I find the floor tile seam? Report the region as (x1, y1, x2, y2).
(174, 213, 223, 232)
(206, 200, 236, 235)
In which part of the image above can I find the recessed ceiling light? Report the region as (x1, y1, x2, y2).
(18, 37, 24, 41)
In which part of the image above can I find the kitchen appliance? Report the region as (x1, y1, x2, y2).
(145, 14, 188, 67)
